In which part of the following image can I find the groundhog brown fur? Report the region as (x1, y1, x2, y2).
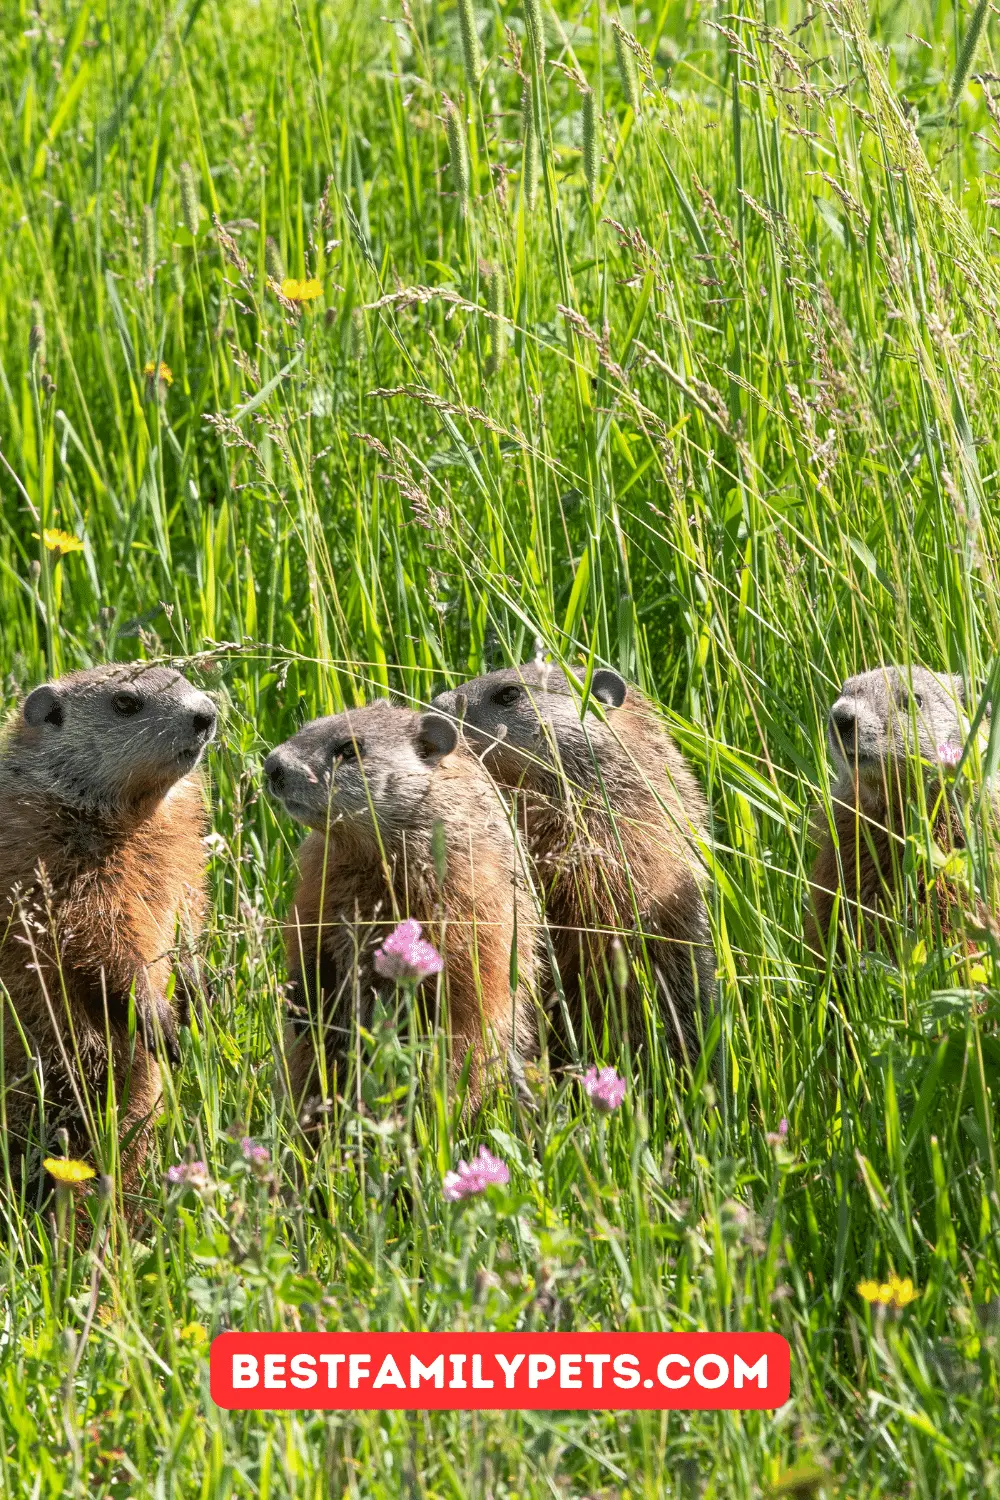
(433, 662, 715, 1068)
(807, 664, 994, 957)
(264, 702, 537, 1114)
(0, 664, 216, 1199)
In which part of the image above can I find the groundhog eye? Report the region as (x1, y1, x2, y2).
(332, 741, 361, 763)
(493, 686, 521, 708)
(111, 692, 142, 717)
(896, 688, 922, 711)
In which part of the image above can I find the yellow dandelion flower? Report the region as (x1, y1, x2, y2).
(178, 1321, 208, 1344)
(43, 1157, 96, 1184)
(39, 528, 85, 557)
(143, 360, 174, 386)
(857, 1273, 919, 1309)
(280, 277, 323, 303)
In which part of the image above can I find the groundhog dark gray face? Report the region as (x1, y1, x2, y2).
(11, 664, 216, 814)
(264, 704, 459, 833)
(827, 665, 970, 785)
(432, 662, 627, 784)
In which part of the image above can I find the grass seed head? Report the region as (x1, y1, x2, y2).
(265, 235, 285, 282)
(950, 0, 990, 109)
(141, 205, 156, 282)
(582, 88, 599, 202)
(523, 0, 544, 70)
(179, 161, 200, 238)
(444, 96, 471, 216)
(457, 0, 483, 89)
(613, 21, 642, 117)
(28, 300, 45, 363)
(484, 262, 506, 376)
(350, 306, 367, 360)
(521, 83, 539, 210)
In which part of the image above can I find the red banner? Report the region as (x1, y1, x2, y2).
(211, 1332, 789, 1410)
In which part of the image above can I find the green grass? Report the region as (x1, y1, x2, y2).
(4, 0, 1000, 1493)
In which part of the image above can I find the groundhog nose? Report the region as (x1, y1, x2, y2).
(191, 704, 217, 740)
(263, 751, 286, 792)
(829, 703, 856, 739)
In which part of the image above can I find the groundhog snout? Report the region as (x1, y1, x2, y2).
(263, 747, 319, 797)
(829, 701, 857, 744)
(263, 749, 289, 794)
(188, 696, 217, 743)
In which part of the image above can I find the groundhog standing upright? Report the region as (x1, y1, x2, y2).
(433, 663, 715, 1067)
(807, 664, 993, 955)
(264, 702, 537, 1112)
(0, 665, 216, 1190)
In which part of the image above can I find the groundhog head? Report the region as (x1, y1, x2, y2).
(432, 662, 628, 787)
(263, 703, 459, 836)
(12, 664, 217, 815)
(827, 665, 974, 793)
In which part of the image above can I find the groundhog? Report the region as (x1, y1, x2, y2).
(432, 662, 715, 1068)
(0, 664, 216, 1197)
(807, 664, 994, 957)
(263, 702, 537, 1113)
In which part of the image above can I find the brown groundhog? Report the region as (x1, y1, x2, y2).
(0, 664, 216, 1195)
(263, 702, 537, 1114)
(432, 663, 715, 1068)
(807, 664, 993, 957)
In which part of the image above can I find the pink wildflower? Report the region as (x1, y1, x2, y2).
(240, 1137, 271, 1167)
(442, 1146, 510, 1201)
(937, 742, 962, 769)
(582, 1065, 626, 1114)
(165, 1160, 210, 1190)
(765, 1118, 789, 1148)
(374, 918, 444, 983)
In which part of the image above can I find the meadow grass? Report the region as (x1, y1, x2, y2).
(3, 0, 1000, 1493)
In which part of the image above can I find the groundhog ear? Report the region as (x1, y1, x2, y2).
(590, 669, 627, 709)
(23, 684, 64, 728)
(415, 712, 458, 764)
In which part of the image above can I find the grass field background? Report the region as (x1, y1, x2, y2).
(3, 0, 1000, 1492)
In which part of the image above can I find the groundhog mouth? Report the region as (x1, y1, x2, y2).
(174, 743, 209, 770)
(273, 791, 331, 825)
(833, 744, 871, 763)
(834, 747, 881, 773)
(828, 729, 876, 765)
